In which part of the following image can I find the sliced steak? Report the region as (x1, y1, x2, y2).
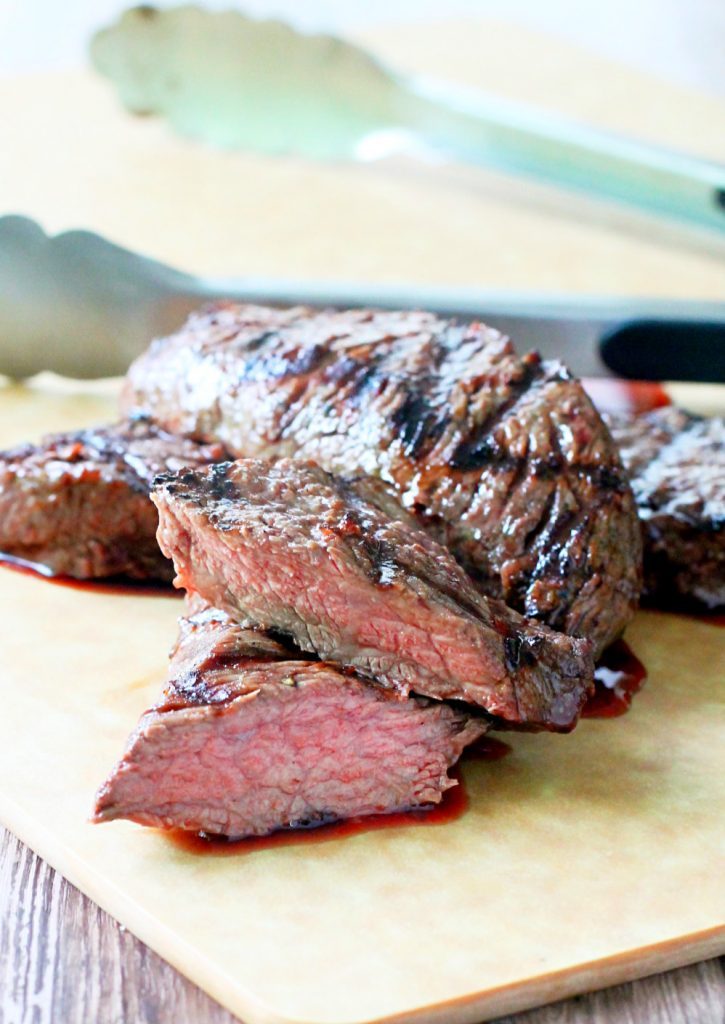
(121, 304, 641, 655)
(93, 607, 486, 837)
(152, 458, 594, 731)
(0, 418, 225, 580)
(606, 407, 724, 609)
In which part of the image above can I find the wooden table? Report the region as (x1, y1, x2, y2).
(1, 826, 723, 1022)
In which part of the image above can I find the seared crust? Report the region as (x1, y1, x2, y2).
(606, 407, 724, 608)
(123, 304, 642, 653)
(152, 457, 594, 731)
(0, 417, 225, 579)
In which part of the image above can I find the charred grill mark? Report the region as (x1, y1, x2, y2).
(523, 505, 596, 632)
(169, 662, 249, 707)
(522, 487, 561, 560)
(497, 453, 532, 523)
(269, 377, 317, 440)
(159, 620, 292, 708)
(265, 625, 313, 653)
(335, 508, 366, 537)
(153, 470, 182, 491)
(240, 342, 330, 383)
(391, 390, 447, 460)
(345, 359, 388, 405)
(321, 351, 389, 411)
(519, 479, 630, 615)
(243, 330, 277, 352)
(335, 477, 489, 598)
(522, 408, 567, 559)
(323, 354, 363, 384)
(503, 633, 539, 673)
(449, 356, 544, 471)
(374, 559, 398, 587)
(532, 455, 565, 479)
(389, 337, 450, 460)
(268, 352, 390, 443)
(451, 439, 521, 473)
(155, 463, 240, 506)
(163, 650, 315, 710)
(580, 463, 630, 492)
(520, 416, 592, 609)
(202, 463, 241, 502)
(326, 501, 400, 588)
(533, 507, 580, 579)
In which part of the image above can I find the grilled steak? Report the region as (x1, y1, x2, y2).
(122, 304, 642, 655)
(606, 407, 724, 608)
(152, 458, 594, 731)
(0, 418, 224, 580)
(93, 607, 487, 836)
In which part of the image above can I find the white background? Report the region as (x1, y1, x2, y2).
(1, 0, 724, 99)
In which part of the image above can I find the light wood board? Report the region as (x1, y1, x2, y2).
(2, 823, 723, 1024)
(0, 379, 723, 1024)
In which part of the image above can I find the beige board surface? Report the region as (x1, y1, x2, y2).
(0, 380, 723, 1024)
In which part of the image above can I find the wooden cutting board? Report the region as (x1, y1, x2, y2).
(0, 379, 723, 1024)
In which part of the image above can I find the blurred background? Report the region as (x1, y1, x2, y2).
(0, 0, 724, 300)
(3, 0, 725, 97)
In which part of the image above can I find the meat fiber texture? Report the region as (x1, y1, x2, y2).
(0, 418, 225, 580)
(152, 458, 594, 731)
(122, 304, 642, 656)
(93, 607, 487, 837)
(606, 407, 724, 609)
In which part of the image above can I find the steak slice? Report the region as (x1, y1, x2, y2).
(606, 407, 724, 609)
(93, 607, 487, 837)
(152, 458, 594, 731)
(122, 303, 642, 656)
(0, 418, 225, 580)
